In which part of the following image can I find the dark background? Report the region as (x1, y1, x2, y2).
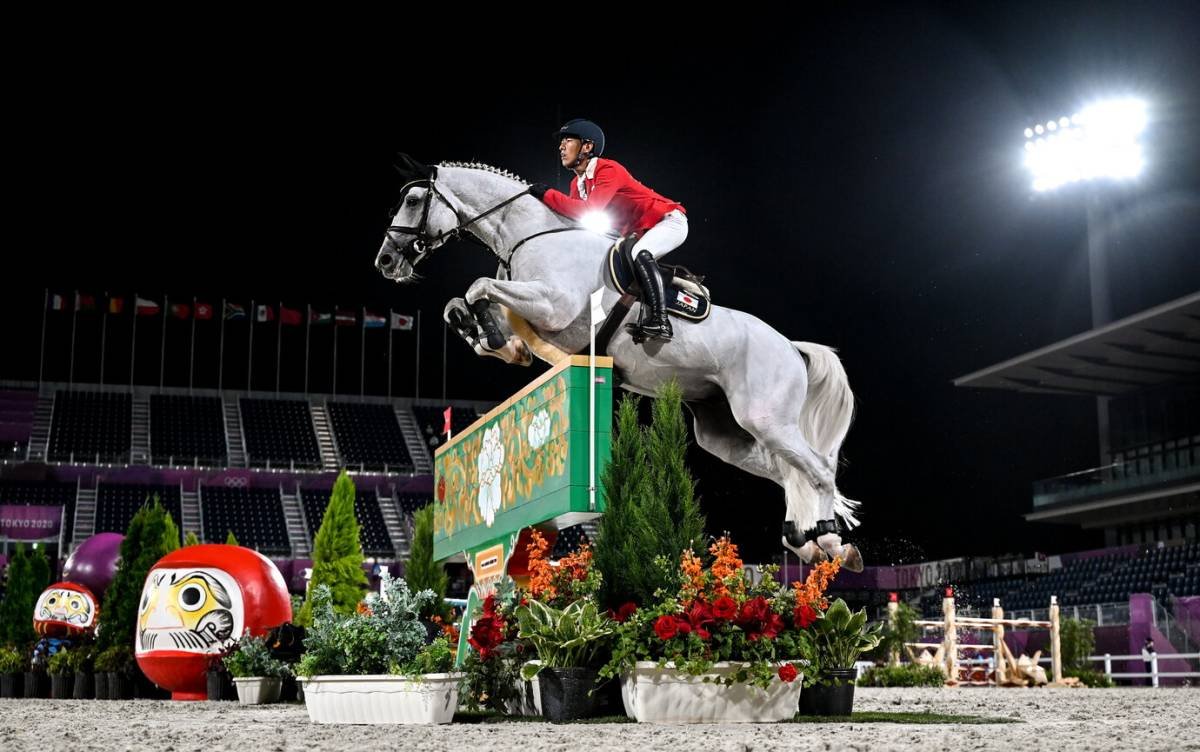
(7, 3, 1199, 563)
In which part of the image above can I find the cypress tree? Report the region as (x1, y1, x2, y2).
(405, 504, 450, 620)
(97, 495, 181, 651)
(0, 544, 37, 645)
(183, 531, 201, 547)
(225, 530, 239, 546)
(647, 380, 706, 563)
(295, 470, 368, 626)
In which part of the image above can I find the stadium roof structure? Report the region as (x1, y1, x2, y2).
(954, 291, 1200, 398)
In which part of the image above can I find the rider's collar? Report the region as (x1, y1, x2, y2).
(576, 156, 599, 194)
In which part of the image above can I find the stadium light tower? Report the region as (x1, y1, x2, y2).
(1021, 97, 1149, 328)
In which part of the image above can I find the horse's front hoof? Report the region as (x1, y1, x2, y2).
(839, 543, 864, 572)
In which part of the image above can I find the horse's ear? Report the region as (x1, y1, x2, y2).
(394, 153, 434, 180)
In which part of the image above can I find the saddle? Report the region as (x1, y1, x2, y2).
(606, 235, 712, 322)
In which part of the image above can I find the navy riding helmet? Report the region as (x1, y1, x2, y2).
(554, 118, 606, 157)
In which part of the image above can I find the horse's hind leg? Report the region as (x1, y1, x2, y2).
(688, 399, 828, 565)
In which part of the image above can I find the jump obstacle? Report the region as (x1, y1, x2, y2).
(895, 593, 1063, 686)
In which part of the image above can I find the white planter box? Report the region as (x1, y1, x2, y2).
(620, 661, 804, 723)
(233, 677, 283, 705)
(301, 674, 461, 724)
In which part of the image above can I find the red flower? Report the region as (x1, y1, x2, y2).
(737, 596, 770, 626)
(761, 612, 784, 640)
(674, 617, 692, 636)
(614, 602, 638, 623)
(468, 614, 506, 660)
(712, 595, 737, 621)
(654, 615, 679, 641)
(778, 663, 799, 683)
(794, 602, 818, 628)
(481, 594, 498, 617)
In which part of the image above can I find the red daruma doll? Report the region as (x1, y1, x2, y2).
(33, 582, 100, 638)
(134, 544, 292, 700)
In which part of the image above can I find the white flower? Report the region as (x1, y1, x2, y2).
(477, 425, 505, 526)
(527, 410, 552, 449)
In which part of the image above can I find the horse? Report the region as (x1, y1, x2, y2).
(375, 155, 863, 569)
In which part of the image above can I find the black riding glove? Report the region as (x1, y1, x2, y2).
(529, 183, 550, 201)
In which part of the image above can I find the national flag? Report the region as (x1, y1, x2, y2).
(309, 309, 333, 325)
(224, 302, 247, 321)
(443, 407, 452, 436)
(256, 304, 275, 323)
(108, 296, 125, 315)
(677, 292, 698, 311)
(75, 293, 96, 312)
(391, 312, 414, 330)
(48, 294, 66, 311)
(280, 305, 302, 326)
(135, 297, 161, 316)
(194, 302, 214, 320)
(363, 310, 387, 329)
(169, 303, 191, 319)
(335, 309, 356, 326)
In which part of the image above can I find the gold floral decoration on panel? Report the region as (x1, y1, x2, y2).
(434, 375, 574, 539)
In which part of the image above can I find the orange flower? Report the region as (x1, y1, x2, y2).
(709, 536, 745, 598)
(527, 529, 556, 600)
(680, 547, 706, 603)
(791, 557, 841, 611)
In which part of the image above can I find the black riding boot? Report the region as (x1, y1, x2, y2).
(625, 250, 673, 343)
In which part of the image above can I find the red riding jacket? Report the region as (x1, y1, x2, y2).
(541, 157, 685, 236)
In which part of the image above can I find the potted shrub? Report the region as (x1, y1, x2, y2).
(47, 649, 75, 699)
(798, 598, 883, 716)
(69, 647, 96, 699)
(600, 537, 825, 723)
(296, 572, 461, 724)
(24, 647, 50, 699)
(224, 632, 292, 704)
(205, 656, 236, 701)
(0, 646, 24, 698)
(94, 645, 135, 700)
(517, 599, 615, 722)
(459, 581, 535, 716)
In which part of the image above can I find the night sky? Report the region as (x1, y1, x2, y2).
(8, 3, 1200, 563)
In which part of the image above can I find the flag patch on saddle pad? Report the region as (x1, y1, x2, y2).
(676, 291, 699, 311)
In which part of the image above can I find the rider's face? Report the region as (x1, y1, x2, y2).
(559, 137, 586, 167)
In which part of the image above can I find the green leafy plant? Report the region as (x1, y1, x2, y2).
(516, 599, 616, 680)
(184, 531, 201, 547)
(858, 663, 946, 687)
(807, 599, 883, 685)
(94, 645, 134, 675)
(400, 636, 455, 676)
(65, 648, 94, 674)
(870, 601, 919, 664)
(296, 572, 433, 677)
(223, 632, 292, 679)
(0, 646, 24, 674)
(47, 650, 74, 676)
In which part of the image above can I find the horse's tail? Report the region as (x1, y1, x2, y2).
(792, 341, 860, 527)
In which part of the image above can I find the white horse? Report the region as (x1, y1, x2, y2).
(376, 155, 862, 569)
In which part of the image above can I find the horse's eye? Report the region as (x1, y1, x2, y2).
(405, 196, 420, 207)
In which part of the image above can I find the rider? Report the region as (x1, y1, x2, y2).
(529, 119, 687, 343)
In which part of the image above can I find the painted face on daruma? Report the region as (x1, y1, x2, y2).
(136, 568, 244, 654)
(33, 582, 98, 637)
